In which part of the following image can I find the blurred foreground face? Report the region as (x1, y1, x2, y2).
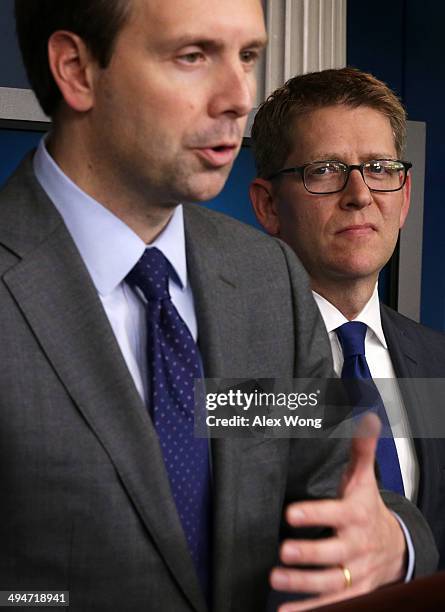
(268, 104, 410, 291)
(88, 0, 267, 207)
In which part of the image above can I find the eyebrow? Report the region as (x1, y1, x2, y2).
(310, 152, 398, 162)
(162, 35, 268, 52)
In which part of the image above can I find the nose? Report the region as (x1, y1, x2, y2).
(339, 167, 373, 210)
(209, 60, 255, 119)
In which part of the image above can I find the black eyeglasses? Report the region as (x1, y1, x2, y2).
(267, 159, 412, 194)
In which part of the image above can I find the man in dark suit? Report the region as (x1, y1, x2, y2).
(250, 66, 445, 585)
(0, 4, 437, 611)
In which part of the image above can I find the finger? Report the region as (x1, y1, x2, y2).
(285, 499, 353, 530)
(280, 537, 350, 567)
(270, 565, 351, 595)
(342, 413, 381, 492)
(352, 412, 381, 465)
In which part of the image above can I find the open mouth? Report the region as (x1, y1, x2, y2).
(195, 145, 237, 167)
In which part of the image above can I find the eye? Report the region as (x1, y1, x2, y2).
(366, 160, 403, 179)
(368, 161, 386, 174)
(313, 165, 331, 175)
(240, 49, 260, 65)
(309, 162, 343, 177)
(177, 51, 205, 65)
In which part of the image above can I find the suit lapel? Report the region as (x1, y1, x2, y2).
(184, 206, 246, 610)
(381, 305, 419, 378)
(380, 305, 438, 514)
(184, 206, 285, 609)
(380, 305, 423, 434)
(0, 165, 206, 612)
(184, 205, 248, 380)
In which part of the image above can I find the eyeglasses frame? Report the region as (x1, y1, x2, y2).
(267, 159, 413, 194)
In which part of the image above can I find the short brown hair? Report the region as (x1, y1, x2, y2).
(15, 0, 131, 117)
(251, 67, 407, 179)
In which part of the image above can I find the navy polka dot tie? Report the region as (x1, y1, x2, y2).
(336, 321, 405, 495)
(126, 247, 211, 597)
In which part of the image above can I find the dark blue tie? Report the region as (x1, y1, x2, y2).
(336, 321, 405, 495)
(126, 247, 211, 596)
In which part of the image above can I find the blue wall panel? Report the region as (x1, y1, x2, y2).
(404, 3, 445, 330)
(0, 0, 29, 88)
(205, 145, 261, 230)
(347, 0, 406, 98)
(0, 129, 41, 186)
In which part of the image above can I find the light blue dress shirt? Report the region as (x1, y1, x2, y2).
(33, 137, 198, 404)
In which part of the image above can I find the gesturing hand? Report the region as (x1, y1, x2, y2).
(270, 414, 407, 611)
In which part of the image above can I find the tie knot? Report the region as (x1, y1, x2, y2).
(336, 321, 367, 358)
(126, 247, 170, 301)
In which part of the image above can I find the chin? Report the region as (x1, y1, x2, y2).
(326, 260, 381, 283)
(184, 175, 231, 203)
(336, 253, 384, 274)
(334, 267, 381, 283)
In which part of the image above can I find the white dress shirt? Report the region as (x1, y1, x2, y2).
(313, 287, 419, 501)
(33, 137, 198, 405)
(313, 287, 418, 580)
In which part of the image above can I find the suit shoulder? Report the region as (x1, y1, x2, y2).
(184, 203, 271, 242)
(0, 153, 37, 202)
(381, 304, 445, 346)
(183, 203, 311, 298)
(183, 203, 303, 263)
(0, 155, 63, 260)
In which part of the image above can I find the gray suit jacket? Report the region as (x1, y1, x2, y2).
(0, 158, 437, 611)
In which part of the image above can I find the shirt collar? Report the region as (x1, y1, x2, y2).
(33, 137, 188, 296)
(312, 284, 387, 348)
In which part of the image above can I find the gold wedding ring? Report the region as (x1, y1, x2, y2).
(341, 565, 352, 589)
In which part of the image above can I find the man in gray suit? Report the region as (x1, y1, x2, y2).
(0, 3, 436, 611)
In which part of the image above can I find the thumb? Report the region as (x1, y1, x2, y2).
(339, 413, 381, 496)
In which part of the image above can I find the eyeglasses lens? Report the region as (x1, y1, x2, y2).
(304, 162, 347, 194)
(363, 160, 405, 191)
(304, 160, 406, 194)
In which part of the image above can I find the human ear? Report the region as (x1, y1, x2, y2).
(249, 178, 281, 236)
(48, 30, 96, 113)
